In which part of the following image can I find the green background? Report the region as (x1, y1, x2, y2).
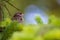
(3, 0, 60, 18)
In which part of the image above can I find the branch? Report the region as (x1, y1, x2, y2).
(4, 4, 11, 17)
(4, 0, 21, 11)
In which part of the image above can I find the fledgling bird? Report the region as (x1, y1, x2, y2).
(12, 12, 24, 23)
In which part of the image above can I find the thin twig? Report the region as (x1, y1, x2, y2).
(1, 8, 4, 21)
(4, 0, 21, 12)
(4, 4, 11, 17)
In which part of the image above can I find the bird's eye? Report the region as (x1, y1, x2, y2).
(20, 13, 22, 15)
(20, 18, 22, 20)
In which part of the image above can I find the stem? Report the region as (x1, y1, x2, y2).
(4, 0, 21, 11)
(4, 4, 11, 17)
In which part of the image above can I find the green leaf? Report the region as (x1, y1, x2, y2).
(35, 16, 43, 24)
(0, 21, 22, 40)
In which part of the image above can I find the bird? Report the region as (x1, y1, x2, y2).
(12, 12, 24, 23)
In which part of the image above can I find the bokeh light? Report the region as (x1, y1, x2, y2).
(24, 5, 48, 24)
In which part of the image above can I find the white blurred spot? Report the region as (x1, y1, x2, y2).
(24, 5, 48, 24)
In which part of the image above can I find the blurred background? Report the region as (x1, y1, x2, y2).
(0, 0, 60, 40)
(0, 0, 60, 24)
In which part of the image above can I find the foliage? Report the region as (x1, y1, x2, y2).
(48, 15, 60, 27)
(44, 28, 60, 40)
(35, 15, 43, 24)
(0, 15, 60, 40)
